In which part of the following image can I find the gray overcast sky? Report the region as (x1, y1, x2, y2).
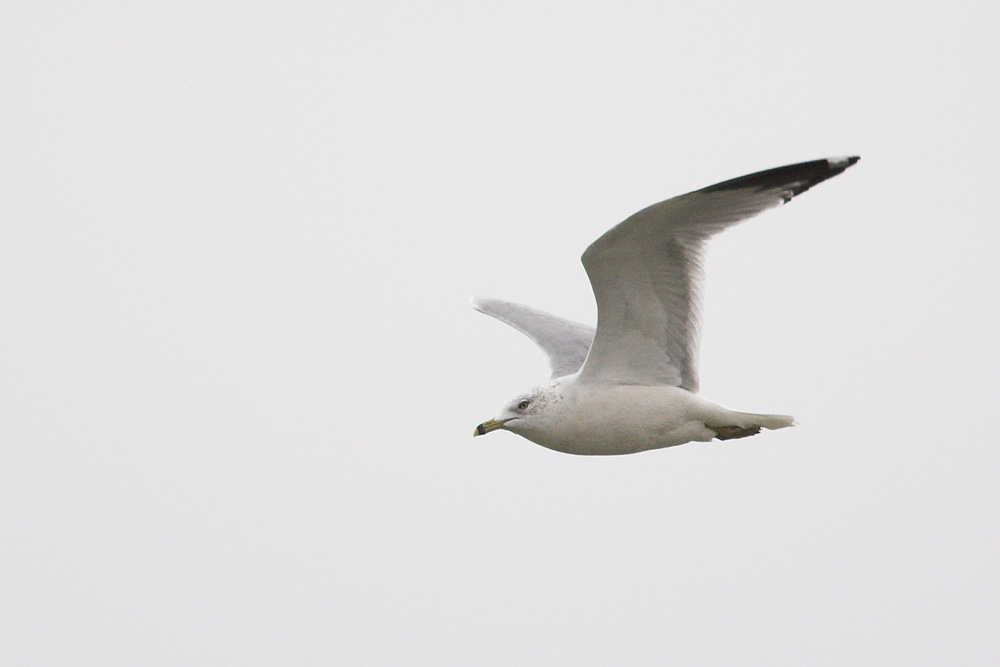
(2, 1, 999, 664)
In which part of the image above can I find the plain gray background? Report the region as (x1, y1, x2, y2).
(3, 1, 999, 664)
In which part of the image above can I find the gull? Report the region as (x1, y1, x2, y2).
(473, 156, 859, 455)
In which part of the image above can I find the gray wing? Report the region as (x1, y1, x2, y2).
(578, 156, 859, 391)
(471, 298, 595, 379)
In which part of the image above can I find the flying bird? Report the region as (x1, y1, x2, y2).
(473, 156, 859, 455)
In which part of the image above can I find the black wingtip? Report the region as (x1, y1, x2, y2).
(829, 155, 860, 170)
(701, 156, 860, 201)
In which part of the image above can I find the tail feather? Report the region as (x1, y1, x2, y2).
(754, 413, 796, 430)
(709, 412, 795, 441)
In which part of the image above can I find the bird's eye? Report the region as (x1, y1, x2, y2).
(518, 400, 530, 410)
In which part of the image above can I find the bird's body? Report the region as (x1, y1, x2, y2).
(473, 157, 858, 455)
(492, 377, 794, 456)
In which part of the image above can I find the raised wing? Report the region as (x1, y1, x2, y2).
(472, 298, 595, 379)
(578, 156, 859, 390)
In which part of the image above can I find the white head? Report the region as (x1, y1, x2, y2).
(474, 382, 562, 441)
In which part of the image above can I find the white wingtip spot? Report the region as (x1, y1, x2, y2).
(827, 156, 854, 167)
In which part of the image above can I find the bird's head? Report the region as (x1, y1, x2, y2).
(474, 384, 557, 439)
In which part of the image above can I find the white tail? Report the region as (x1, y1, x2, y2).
(749, 413, 796, 430)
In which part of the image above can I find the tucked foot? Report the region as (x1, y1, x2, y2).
(712, 425, 762, 441)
